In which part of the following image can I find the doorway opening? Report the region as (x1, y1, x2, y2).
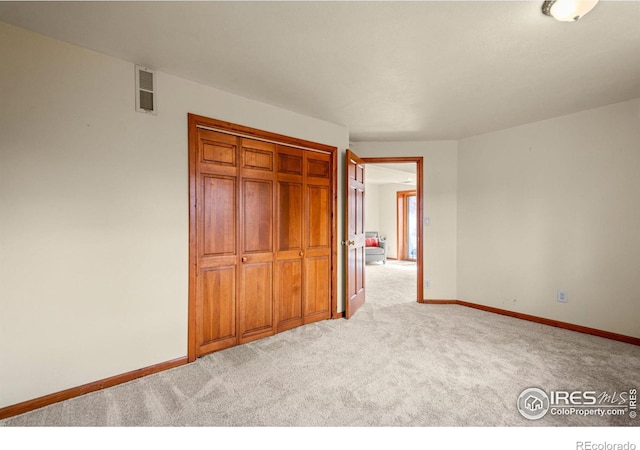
(361, 157, 424, 306)
(397, 190, 418, 261)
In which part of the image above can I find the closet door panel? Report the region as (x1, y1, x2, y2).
(306, 152, 331, 250)
(304, 151, 332, 323)
(276, 259, 303, 331)
(307, 184, 330, 249)
(242, 178, 273, 253)
(243, 142, 274, 171)
(198, 265, 237, 353)
(194, 128, 240, 356)
(239, 258, 274, 343)
(276, 146, 305, 331)
(276, 179, 304, 331)
(199, 130, 237, 169)
(239, 138, 276, 344)
(304, 256, 331, 321)
(202, 175, 236, 256)
(278, 152, 303, 175)
(277, 181, 303, 251)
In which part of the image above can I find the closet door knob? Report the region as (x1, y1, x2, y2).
(241, 257, 248, 263)
(299, 251, 304, 257)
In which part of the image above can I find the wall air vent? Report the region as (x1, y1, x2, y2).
(135, 65, 157, 115)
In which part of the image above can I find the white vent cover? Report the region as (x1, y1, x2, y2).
(135, 65, 157, 115)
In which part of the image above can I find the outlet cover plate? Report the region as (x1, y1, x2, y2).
(557, 290, 568, 303)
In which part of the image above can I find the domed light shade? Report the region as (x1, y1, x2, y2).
(542, 0, 599, 22)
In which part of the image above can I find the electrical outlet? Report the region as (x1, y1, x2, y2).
(557, 290, 568, 303)
(425, 280, 431, 289)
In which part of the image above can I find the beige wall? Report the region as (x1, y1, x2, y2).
(364, 182, 380, 233)
(0, 23, 348, 408)
(458, 99, 640, 338)
(350, 141, 458, 300)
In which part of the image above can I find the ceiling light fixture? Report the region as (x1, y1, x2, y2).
(542, 0, 599, 22)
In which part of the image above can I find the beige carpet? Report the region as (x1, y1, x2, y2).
(2, 261, 639, 426)
(366, 259, 417, 307)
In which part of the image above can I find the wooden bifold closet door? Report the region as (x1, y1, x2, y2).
(192, 123, 333, 358)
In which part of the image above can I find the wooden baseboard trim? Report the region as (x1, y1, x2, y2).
(456, 300, 640, 346)
(422, 299, 458, 304)
(0, 356, 189, 420)
(422, 299, 640, 346)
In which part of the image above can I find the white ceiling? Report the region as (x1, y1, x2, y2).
(365, 163, 417, 185)
(1, 1, 639, 141)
